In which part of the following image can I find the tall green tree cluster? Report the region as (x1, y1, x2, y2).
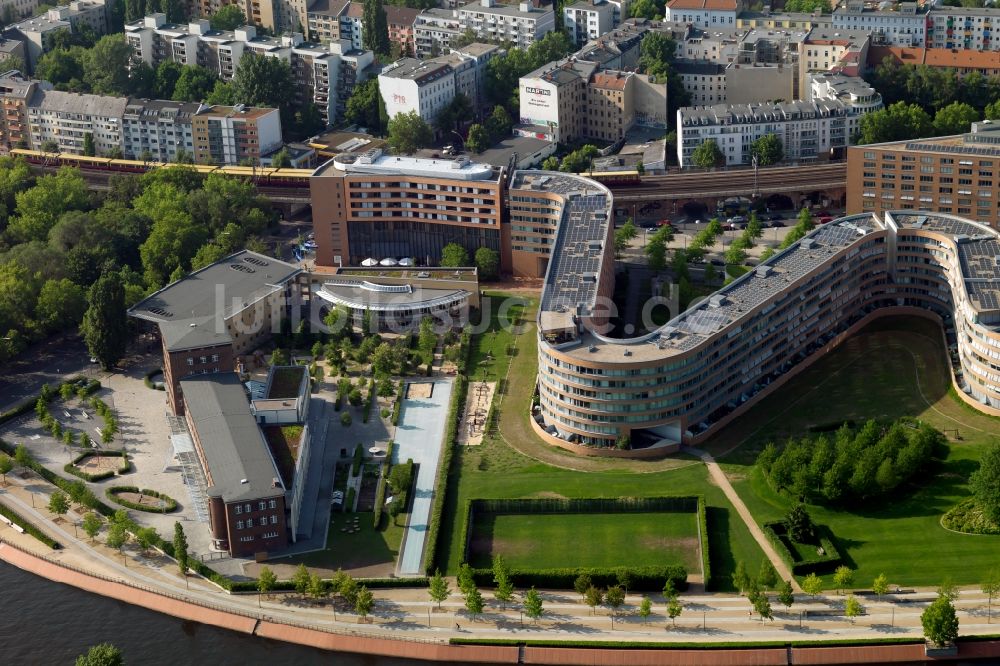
(485, 31, 573, 111)
(362, 0, 390, 56)
(757, 419, 943, 504)
(464, 106, 513, 153)
(637, 32, 688, 121)
(869, 56, 1000, 117)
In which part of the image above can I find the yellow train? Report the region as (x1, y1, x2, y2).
(9, 149, 314, 187)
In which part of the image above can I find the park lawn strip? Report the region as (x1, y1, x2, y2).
(715, 316, 1000, 588)
(286, 511, 404, 573)
(468, 511, 700, 571)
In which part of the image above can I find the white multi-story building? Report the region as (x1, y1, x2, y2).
(676, 72, 882, 167)
(378, 57, 455, 124)
(831, 0, 926, 48)
(457, 0, 555, 50)
(664, 0, 741, 28)
(121, 98, 199, 162)
(9, 0, 108, 70)
(27, 89, 125, 155)
(926, 5, 1000, 51)
(678, 26, 742, 63)
(563, 0, 615, 48)
(675, 61, 726, 106)
(414, 8, 462, 58)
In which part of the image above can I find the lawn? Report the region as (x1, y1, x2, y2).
(712, 315, 1000, 588)
(467, 511, 701, 572)
(285, 511, 405, 577)
(467, 293, 527, 382)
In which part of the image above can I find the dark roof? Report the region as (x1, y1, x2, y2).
(181, 373, 286, 503)
(307, 0, 350, 15)
(385, 4, 420, 25)
(127, 250, 300, 352)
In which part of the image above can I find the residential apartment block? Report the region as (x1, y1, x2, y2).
(664, 0, 741, 28)
(865, 45, 1000, 78)
(8, 0, 109, 70)
(378, 57, 456, 123)
(927, 5, 999, 51)
(122, 98, 200, 162)
(0, 71, 43, 152)
(564, 0, 615, 48)
(831, 0, 926, 48)
(677, 74, 881, 167)
(28, 89, 126, 155)
(125, 14, 375, 126)
(413, 8, 462, 58)
(192, 105, 282, 165)
(457, 0, 555, 50)
(517, 57, 667, 143)
(846, 121, 1000, 230)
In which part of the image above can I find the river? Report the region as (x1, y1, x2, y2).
(0, 561, 419, 665)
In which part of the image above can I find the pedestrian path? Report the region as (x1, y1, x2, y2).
(393, 379, 452, 576)
(690, 447, 801, 592)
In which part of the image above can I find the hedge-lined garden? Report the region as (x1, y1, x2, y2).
(106, 486, 178, 513)
(64, 450, 131, 482)
(423, 373, 467, 575)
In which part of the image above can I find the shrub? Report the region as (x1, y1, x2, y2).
(373, 474, 387, 528)
(762, 520, 843, 575)
(0, 502, 60, 549)
(143, 368, 165, 391)
(469, 566, 688, 592)
(340, 411, 352, 427)
(106, 486, 178, 513)
(391, 380, 405, 425)
(362, 378, 376, 423)
(351, 443, 364, 476)
(63, 463, 115, 482)
(380, 408, 390, 419)
(423, 375, 466, 575)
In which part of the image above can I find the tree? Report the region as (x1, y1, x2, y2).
(292, 563, 311, 597)
(617, 569, 635, 595)
(523, 586, 544, 623)
(983, 570, 1000, 623)
(362, 0, 390, 55)
(441, 242, 470, 267)
(308, 573, 328, 603)
(48, 490, 69, 517)
(614, 218, 638, 258)
(339, 573, 360, 608)
(605, 584, 625, 625)
(778, 580, 794, 610)
(667, 595, 683, 627)
(462, 123, 488, 154)
(464, 585, 484, 621)
(258, 566, 277, 607)
(786, 504, 816, 543)
(344, 78, 383, 134)
(429, 569, 450, 609)
(749, 133, 783, 166)
(494, 570, 514, 610)
(584, 585, 603, 615)
(933, 101, 980, 136)
(10, 167, 90, 243)
(639, 596, 652, 624)
(758, 560, 777, 591)
(82, 35, 134, 96)
(82, 272, 128, 371)
(0, 454, 11, 486)
(210, 4, 245, 30)
(355, 585, 374, 619)
(690, 139, 725, 168)
(75, 643, 123, 666)
(574, 573, 593, 599)
(172, 66, 218, 103)
(802, 573, 823, 598)
(873, 573, 890, 601)
(938, 578, 959, 602)
(542, 156, 560, 170)
(106, 523, 127, 558)
(82, 512, 103, 541)
(135, 527, 158, 553)
(987, 100, 1000, 121)
(457, 562, 476, 595)
(474, 247, 500, 280)
(231, 53, 296, 120)
(856, 102, 933, 145)
(270, 148, 292, 168)
(970, 443, 1000, 523)
(922, 594, 960, 647)
(82, 133, 96, 157)
(753, 594, 773, 624)
(387, 111, 433, 155)
(172, 521, 188, 576)
(733, 560, 749, 594)
(844, 594, 863, 624)
(36, 278, 86, 333)
(833, 566, 855, 595)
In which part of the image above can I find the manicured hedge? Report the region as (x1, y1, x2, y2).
(423, 374, 466, 575)
(227, 575, 429, 593)
(362, 378, 376, 423)
(469, 565, 688, 592)
(0, 501, 60, 549)
(697, 496, 712, 590)
(64, 450, 130, 482)
(106, 486, 178, 513)
(449, 637, 922, 649)
(372, 474, 387, 528)
(391, 381, 405, 425)
(763, 520, 843, 575)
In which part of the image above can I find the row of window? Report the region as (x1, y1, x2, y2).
(234, 499, 278, 514)
(235, 515, 279, 530)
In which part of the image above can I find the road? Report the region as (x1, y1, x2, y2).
(610, 163, 847, 202)
(0, 334, 95, 413)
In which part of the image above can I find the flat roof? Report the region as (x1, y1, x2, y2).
(322, 266, 480, 282)
(379, 57, 452, 82)
(181, 373, 285, 503)
(326, 148, 498, 181)
(458, 0, 552, 18)
(128, 250, 301, 352)
(316, 281, 470, 311)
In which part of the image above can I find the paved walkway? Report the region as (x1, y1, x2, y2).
(691, 448, 802, 593)
(394, 379, 453, 576)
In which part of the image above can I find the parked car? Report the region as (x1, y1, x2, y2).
(727, 215, 747, 225)
(656, 219, 673, 228)
(725, 221, 746, 231)
(768, 220, 786, 228)
(709, 258, 725, 267)
(764, 212, 783, 221)
(817, 215, 834, 225)
(638, 218, 657, 228)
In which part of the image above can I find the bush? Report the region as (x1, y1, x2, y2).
(143, 368, 165, 391)
(423, 375, 466, 575)
(106, 486, 178, 513)
(469, 565, 688, 592)
(351, 443, 364, 476)
(373, 474, 388, 528)
(380, 407, 390, 419)
(697, 496, 712, 589)
(388, 458, 414, 517)
(340, 411, 352, 427)
(941, 497, 1000, 535)
(362, 378, 376, 423)
(63, 463, 115, 482)
(0, 502, 60, 549)
(762, 520, 843, 575)
(391, 380, 405, 425)
(64, 450, 130, 482)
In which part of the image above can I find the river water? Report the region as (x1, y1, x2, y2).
(0, 561, 418, 665)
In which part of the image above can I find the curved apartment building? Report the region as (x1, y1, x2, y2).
(532, 187, 1000, 450)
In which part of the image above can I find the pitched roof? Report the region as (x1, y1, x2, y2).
(667, 0, 739, 10)
(385, 4, 420, 25)
(868, 45, 1000, 71)
(591, 71, 631, 90)
(181, 373, 286, 503)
